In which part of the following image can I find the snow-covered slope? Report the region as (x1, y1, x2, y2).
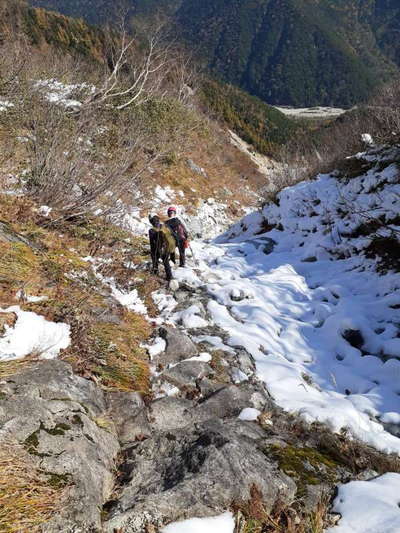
(121, 187, 239, 240)
(172, 145, 400, 454)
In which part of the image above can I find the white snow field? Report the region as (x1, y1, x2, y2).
(161, 512, 235, 533)
(173, 146, 400, 455)
(326, 473, 400, 533)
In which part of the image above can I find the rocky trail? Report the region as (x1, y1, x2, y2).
(3, 235, 398, 532)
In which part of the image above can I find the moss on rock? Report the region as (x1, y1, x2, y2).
(265, 444, 340, 497)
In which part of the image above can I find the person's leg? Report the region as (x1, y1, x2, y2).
(170, 251, 176, 264)
(151, 251, 159, 274)
(162, 253, 172, 281)
(178, 240, 186, 267)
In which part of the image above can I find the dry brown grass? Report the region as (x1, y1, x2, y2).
(233, 485, 330, 533)
(0, 192, 153, 393)
(0, 359, 35, 380)
(0, 241, 41, 295)
(0, 439, 68, 532)
(129, 123, 264, 225)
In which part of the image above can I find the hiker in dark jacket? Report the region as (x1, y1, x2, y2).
(148, 215, 175, 282)
(165, 206, 188, 267)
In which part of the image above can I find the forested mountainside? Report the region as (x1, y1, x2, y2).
(26, 0, 115, 25)
(29, 0, 400, 107)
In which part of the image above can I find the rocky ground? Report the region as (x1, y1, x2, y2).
(2, 265, 399, 532)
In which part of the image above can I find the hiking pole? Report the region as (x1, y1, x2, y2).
(189, 243, 199, 266)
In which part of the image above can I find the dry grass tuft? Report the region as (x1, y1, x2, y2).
(0, 241, 40, 291)
(0, 360, 35, 380)
(233, 484, 330, 533)
(0, 311, 17, 335)
(0, 439, 68, 532)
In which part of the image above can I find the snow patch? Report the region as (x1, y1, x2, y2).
(161, 512, 235, 533)
(39, 205, 52, 217)
(192, 146, 400, 454)
(15, 290, 47, 303)
(239, 407, 261, 421)
(0, 307, 70, 361)
(112, 287, 147, 315)
(0, 99, 14, 112)
(145, 337, 166, 358)
(172, 305, 208, 329)
(34, 79, 94, 109)
(184, 352, 212, 363)
(326, 473, 400, 533)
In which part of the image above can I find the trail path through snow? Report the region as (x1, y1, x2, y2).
(173, 235, 400, 455)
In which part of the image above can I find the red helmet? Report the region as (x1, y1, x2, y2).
(167, 206, 177, 216)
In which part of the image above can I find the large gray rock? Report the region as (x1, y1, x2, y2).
(106, 391, 151, 445)
(0, 360, 120, 532)
(148, 381, 271, 434)
(161, 360, 213, 389)
(104, 418, 296, 532)
(198, 383, 271, 420)
(158, 326, 198, 365)
(148, 397, 196, 432)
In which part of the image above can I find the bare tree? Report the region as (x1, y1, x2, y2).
(19, 75, 200, 221)
(82, 19, 193, 111)
(0, 0, 29, 94)
(371, 78, 400, 140)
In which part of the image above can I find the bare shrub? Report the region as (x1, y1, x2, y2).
(20, 89, 199, 220)
(83, 22, 194, 111)
(0, 9, 200, 222)
(0, 0, 25, 37)
(371, 77, 400, 141)
(0, 40, 28, 94)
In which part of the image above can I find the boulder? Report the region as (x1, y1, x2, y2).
(104, 418, 296, 532)
(158, 326, 198, 365)
(148, 397, 195, 432)
(0, 360, 120, 532)
(161, 360, 214, 389)
(106, 391, 151, 445)
(198, 383, 271, 420)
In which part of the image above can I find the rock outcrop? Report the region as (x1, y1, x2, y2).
(104, 419, 296, 532)
(0, 361, 119, 532)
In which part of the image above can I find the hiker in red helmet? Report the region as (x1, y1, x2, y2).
(165, 206, 189, 267)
